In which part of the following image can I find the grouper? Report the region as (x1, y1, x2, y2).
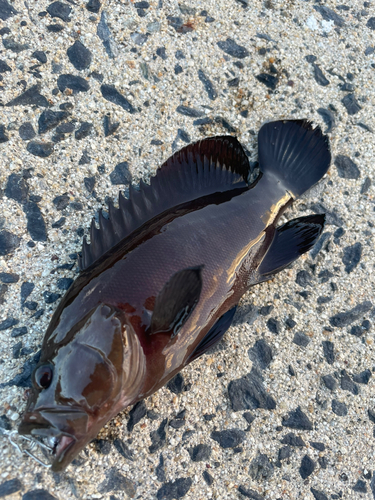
(18, 119, 331, 470)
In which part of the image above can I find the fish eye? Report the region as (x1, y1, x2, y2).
(34, 365, 53, 389)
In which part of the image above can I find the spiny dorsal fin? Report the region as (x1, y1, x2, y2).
(79, 136, 251, 270)
(150, 267, 203, 337)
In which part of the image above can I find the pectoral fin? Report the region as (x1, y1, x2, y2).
(258, 214, 325, 277)
(150, 267, 203, 336)
(188, 306, 237, 363)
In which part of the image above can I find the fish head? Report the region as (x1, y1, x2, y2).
(18, 303, 145, 471)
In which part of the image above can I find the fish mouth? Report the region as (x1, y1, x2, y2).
(18, 408, 88, 471)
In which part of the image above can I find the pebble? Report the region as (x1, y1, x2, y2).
(0, 230, 20, 255)
(332, 399, 348, 416)
(127, 400, 147, 432)
(32, 50, 47, 64)
(322, 340, 335, 365)
(98, 468, 136, 497)
(310, 441, 325, 451)
(84, 176, 96, 193)
(155, 454, 166, 482)
(217, 38, 249, 59)
(0, 478, 22, 497)
(67, 41, 92, 71)
(166, 373, 188, 394)
(26, 141, 54, 158)
(361, 177, 372, 194)
(23, 202, 47, 241)
(341, 94, 362, 115)
(312, 64, 330, 86)
(5, 173, 29, 203)
(317, 108, 335, 133)
(292, 332, 310, 348)
(101, 84, 136, 114)
(299, 454, 315, 479)
(0, 0, 17, 20)
(43, 291, 61, 303)
(352, 369, 371, 385)
(149, 418, 168, 453)
(103, 115, 120, 137)
(340, 370, 359, 395)
(57, 74, 90, 93)
(248, 338, 273, 370)
(56, 278, 73, 290)
(75, 122, 93, 140)
(197, 69, 217, 101)
(0, 126, 8, 143)
(6, 85, 48, 107)
(47, 24, 64, 32)
(310, 487, 329, 500)
(109, 162, 131, 185)
(86, 0, 101, 13)
(0, 60, 11, 73)
(334, 155, 360, 179)
(266, 317, 280, 334)
(0, 272, 19, 283)
(176, 105, 203, 117)
(188, 444, 211, 462)
(19, 122, 36, 140)
(46, 1, 71, 22)
(156, 477, 192, 500)
(256, 73, 279, 90)
(113, 438, 134, 461)
(322, 374, 337, 391)
(280, 430, 305, 452)
(237, 486, 262, 500)
(249, 454, 274, 481)
(228, 368, 276, 411)
(210, 428, 246, 448)
(342, 242, 362, 274)
(93, 439, 111, 455)
(38, 110, 69, 134)
(282, 406, 313, 431)
(353, 479, 367, 493)
(329, 301, 372, 327)
(278, 445, 293, 461)
(11, 327, 28, 338)
(22, 489, 57, 499)
(53, 194, 70, 210)
(202, 470, 214, 486)
(97, 11, 118, 59)
(2, 38, 29, 53)
(313, 5, 345, 27)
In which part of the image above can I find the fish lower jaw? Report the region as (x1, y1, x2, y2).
(54, 434, 75, 459)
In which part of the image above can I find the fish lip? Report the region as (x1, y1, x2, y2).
(51, 434, 76, 469)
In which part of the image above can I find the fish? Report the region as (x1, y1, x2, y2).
(18, 119, 331, 471)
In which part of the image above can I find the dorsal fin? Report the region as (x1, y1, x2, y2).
(79, 136, 251, 270)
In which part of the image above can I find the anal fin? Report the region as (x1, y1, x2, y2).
(188, 306, 237, 363)
(258, 214, 325, 277)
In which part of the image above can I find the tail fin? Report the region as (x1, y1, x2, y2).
(258, 120, 331, 198)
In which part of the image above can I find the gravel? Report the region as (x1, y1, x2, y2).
(1, 0, 375, 499)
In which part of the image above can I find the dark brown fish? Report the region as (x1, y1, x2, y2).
(19, 120, 331, 471)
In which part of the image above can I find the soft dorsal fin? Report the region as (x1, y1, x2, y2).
(150, 267, 203, 337)
(79, 136, 250, 270)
